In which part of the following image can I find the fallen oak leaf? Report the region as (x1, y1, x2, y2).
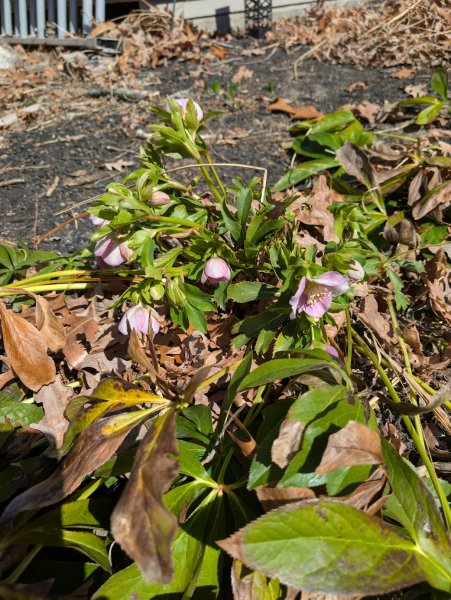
(268, 98, 297, 115)
(290, 105, 324, 120)
(0, 301, 56, 391)
(0, 287, 65, 352)
(31, 375, 73, 449)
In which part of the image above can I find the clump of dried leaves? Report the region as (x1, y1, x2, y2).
(273, 0, 450, 68)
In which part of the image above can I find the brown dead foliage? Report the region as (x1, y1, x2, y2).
(272, 0, 450, 69)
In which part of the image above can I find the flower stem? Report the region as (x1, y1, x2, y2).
(352, 329, 451, 530)
(345, 309, 353, 375)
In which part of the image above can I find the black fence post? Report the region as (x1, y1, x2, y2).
(244, 0, 272, 38)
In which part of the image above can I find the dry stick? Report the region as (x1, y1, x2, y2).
(360, 0, 425, 39)
(293, 40, 327, 80)
(0, 179, 25, 187)
(33, 195, 40, 251)
(36, 211, 89, 246)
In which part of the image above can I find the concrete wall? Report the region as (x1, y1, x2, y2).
(155, 0, 358, 31)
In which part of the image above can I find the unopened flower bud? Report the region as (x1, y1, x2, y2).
(347, 260, 365, 282)
(201, 258, 231, 285)
(150, 191, 171, 206)
(175, 98, 204, 121)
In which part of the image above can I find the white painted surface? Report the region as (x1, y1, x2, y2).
(155, 0, 358, 31)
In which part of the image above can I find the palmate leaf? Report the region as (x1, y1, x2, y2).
(382, 440, 451, 593)
(218, 500, 424, 595)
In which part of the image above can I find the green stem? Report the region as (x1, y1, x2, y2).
(217, 447, 235, 485)
(4, 544, 42, 584)
(353, 329, 451, 531)
(345, 309, 353, 375)
(386, 297, 424, 444)
(0, 283, 93, 296)
(198, 163, 224, 204)
(2, 269, 89, 287)
(204, 152, 228, 201)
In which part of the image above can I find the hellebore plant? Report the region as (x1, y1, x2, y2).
(289, 272, 350, 319)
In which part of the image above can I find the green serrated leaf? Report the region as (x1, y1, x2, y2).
(227, 282, 277, 303)
(219, 500, 424, 595)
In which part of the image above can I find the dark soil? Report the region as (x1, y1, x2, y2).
(0, 40, 429, 253)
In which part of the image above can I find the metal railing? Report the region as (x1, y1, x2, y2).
(1, 0, 106, 37)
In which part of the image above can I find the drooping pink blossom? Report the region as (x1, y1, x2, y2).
(94, 234, 132, 267)
(174, 98, 204, 121)
(89, 214, 110, 227)
(201, 258, 231, 284)
(150, 190, 171, 206)
(289, 272, 349, 319)
(324, 344, 339, 358)
(118, 305, 160, 336)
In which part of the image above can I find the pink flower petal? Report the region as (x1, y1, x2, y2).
(289, 276, 308, 319)
(304, 294, 332, 318)
(312, 272, 349, 295)
(324, 344, 339, 358)
(202, 258, 231, 284)
(174, 98, 203, 121)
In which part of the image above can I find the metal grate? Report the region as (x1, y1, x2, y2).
(0, 0, 106, 37)
(244, 0, 272, 38)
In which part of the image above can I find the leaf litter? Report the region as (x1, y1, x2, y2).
(0, 6, 450, 599)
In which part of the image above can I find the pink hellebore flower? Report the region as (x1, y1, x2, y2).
(175, 98, 204, 121)
(324, 344, 339, 359)
(89, 214, 110, 227)
(289, 272, 349, 319)
(201, 258, 231, 284)
(118, 305, 160, 336)
(94, 234, 132, 267)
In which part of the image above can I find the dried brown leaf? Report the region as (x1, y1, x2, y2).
(0, 301, 56, 391)
(357, 295, 397, 351)
(0, 408, 150, 529)
(336, 142, 377, 188)
(271, 418, 304, 468)
(316, 421, 382, 475)
(257, 486, 315, 511)
(232, 66, 253, 83)
(424, 250, 451, 321)
(291, 105, 324, 120)
(412, 181, 451, 220)
(31, 375, 72, 448)
(111, 410, 179, 583)
(63, 303, 99, 369)
(392, 68, 415, 79)
(34, 294, 66, 352)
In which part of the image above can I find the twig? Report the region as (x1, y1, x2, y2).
(36, 211, 89, 246)
(360, 0, 425, 39)
(45, 175, 60, 198)
(0, 178, 25, 187)
(33, 194, 40, 251)
(293, 40, 327, 79)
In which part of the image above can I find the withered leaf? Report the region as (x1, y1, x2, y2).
(336, 142, 377, 189)
(31, 374, 73, 449)
(33, 293, 66, 352)
(271, 418, 304, 468)
(257, 486, 315, 511)
(424, 250, 451, 322)
(111, 409, 179, 583)
(0, 301, 56, 391)
(412, 181, 451, 220)
(63, 303, 98, 369)
(344, 465, 386, 511)
(291, 105, 324, 120)
(316, 421, 382, 475)
(357, 295, 397, 351)
(1, 288, 66, 352)
(0, 407, 154, 529)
